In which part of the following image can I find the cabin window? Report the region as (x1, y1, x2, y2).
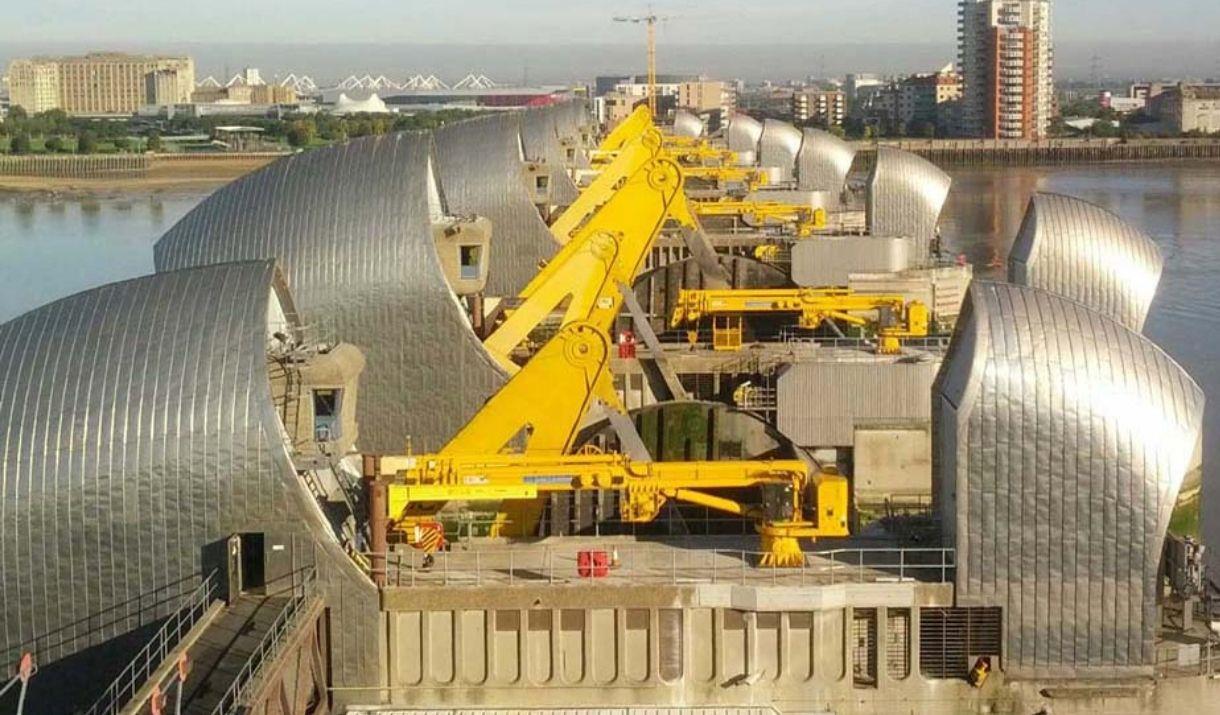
(459, 245, 482, 281)
(313, 389, 341, 442)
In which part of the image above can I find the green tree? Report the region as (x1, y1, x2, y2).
(285, 120, 316, 148)
(10, 133, 32, 155)
(113, 136, 132, 152)
(8, 106, 28, 123)
(76, 130, 98, 154)
(44, 135, 65, 153)
(147, 132, 163, 152)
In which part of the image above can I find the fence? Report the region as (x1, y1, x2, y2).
(208, 566, 318, 715)
(81, 571, 219, 715)
(0, 154, 149, 178)
(364, 545, 955, 589)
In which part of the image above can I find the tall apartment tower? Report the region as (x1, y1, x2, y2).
(958, 0, 1054, 139)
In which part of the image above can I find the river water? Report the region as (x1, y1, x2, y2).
(1, 162, 1217, 469)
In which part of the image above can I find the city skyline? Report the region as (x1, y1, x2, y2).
(7, 0, 1220, 45)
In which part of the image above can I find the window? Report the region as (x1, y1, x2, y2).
(459, 244, 482, 281)
(313, 389, 341, 442)
(886, 609, 911, 680)
(853, 608, 878, 687)
(535, 174, 550, 191)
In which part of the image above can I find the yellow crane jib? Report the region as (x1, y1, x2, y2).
(689, 199, 827, 236)
(669, 288, 931, 353)
(379, 450, 849, 568)
(596, 105, 654, 154)
(485, 154, 683, 372)
(553, 128, 665, 246)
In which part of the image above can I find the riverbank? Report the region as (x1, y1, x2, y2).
(857, 137, 1220, 167)
(0, 153, 286, 197)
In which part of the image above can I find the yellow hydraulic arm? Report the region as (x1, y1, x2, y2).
(378, 318, 848, 566)
(550, 128, 665, 246)
(670, 288, 930, 353)
(688, 198, 827, 236)
(483, 140, 683, 372)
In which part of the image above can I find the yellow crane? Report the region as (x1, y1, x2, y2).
(669, 288, 931, 353)
(613, 12, 662, 115)
(368, 132, 849, 567)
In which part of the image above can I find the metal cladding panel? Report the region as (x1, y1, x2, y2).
(521, 104, 580, 205)
(0, 262, 378, 686)
(791, 236, 912, 287)
(797, 128, 856, 194)
(554, 98, 593, 170)
(776, 360, 939, 447)
(434, 114, 557, 296)
(865, 147, 951, 263)
(758, 119, 803, 182)
(727, 113, 764, 156)
(1008, 192, 1163, 332)
(932, 280, 1204, 678)
(673, 109, 704, 138)
(154, 133, 505, 453)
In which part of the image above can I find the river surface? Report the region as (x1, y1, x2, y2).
(1, 163, 1218, 469)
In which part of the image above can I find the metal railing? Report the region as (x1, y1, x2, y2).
(209, 566, 318, 715)
(364, 546, 955, 589)
(82, 571, 219, 715)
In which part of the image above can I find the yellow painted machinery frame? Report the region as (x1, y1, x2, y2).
(372, 119, 851, 566)
(379, 319, 848, 566)
(687, 198, 827, 236)
(670, 288, 930, 354)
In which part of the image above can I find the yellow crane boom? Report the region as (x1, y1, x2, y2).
(368, 120, 852, 566)
(670, 288, 931, 353)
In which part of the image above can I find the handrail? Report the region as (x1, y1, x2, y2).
(82, 571, 219, 715)
(360, 545, 955, 589)
(209, 566, 318, 715)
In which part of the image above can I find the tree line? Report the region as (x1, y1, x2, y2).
(0, 106, 482, 155)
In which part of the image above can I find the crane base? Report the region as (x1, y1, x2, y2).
(758, 534, 805, 568)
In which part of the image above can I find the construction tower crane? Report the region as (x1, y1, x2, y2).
(670, 288, 931, 353)
(367, 132, 849, 567)
(613, 12, 663, 114)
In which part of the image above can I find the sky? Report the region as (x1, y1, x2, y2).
(4, 1, 1219, 81)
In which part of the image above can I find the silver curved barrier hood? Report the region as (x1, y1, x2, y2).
(1009, 192, 1163, 332)
(727, 113, 764, 157)
(0, 261, 379, 691)
(866, 147, 951, 263)
(934, 280, 1204, 678)
(797, 128, 856, 194)
(521, 104, 580, 205)
(434, 113, 558, 296)
(154, 133, 506, 453)
(672, 109, 704, 138)
(758, 119, 803, 182)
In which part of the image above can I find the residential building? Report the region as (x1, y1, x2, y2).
(958, 0, 1054, 138)
(6, 52, 195, 115)
(597, 90, 636, 128)
(898, 68, 964, 134)
(1149, 84, 1220, 134)
(678, 80, 736, 116)
(791, 88, 846, 127)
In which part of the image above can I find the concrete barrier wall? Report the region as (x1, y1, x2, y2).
(376, 582, 962, 712)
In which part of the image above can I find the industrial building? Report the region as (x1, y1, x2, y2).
(5, 52, 196, 115)
(1, 99, 1216, 715)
